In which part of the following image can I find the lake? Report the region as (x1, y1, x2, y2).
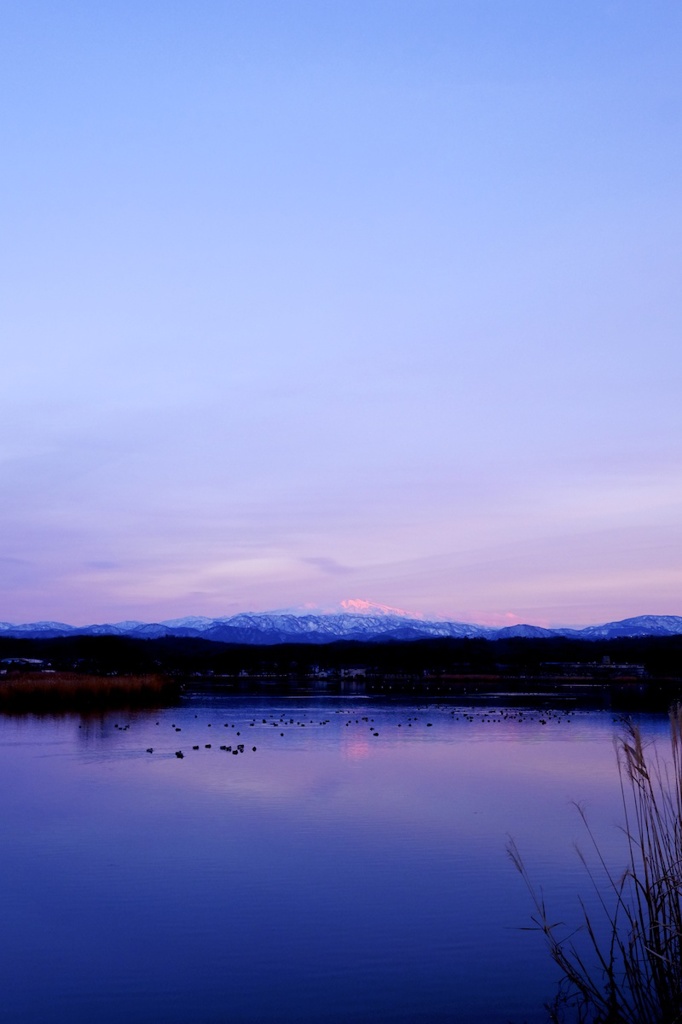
(0, 694, 670, 1023)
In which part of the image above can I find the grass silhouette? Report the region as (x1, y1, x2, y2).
(509, 708, 682, 1023)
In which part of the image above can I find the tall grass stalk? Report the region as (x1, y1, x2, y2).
(509, 707, 682, 1024)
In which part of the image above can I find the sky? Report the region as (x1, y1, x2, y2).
(2, 1, 681, 627)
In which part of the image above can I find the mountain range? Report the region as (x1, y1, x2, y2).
(1, 608, 682, 644)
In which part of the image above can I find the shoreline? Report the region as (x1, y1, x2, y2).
(2, 671, 679, 714)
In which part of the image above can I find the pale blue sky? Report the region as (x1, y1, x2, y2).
(2, 1, 681, 625)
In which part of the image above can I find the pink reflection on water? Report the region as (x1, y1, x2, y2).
(342, 735, 371, 760)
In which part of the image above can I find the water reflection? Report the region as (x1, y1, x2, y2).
(0, 697, 669, 1024)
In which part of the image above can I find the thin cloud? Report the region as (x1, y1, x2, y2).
(301, 557, 354, 577)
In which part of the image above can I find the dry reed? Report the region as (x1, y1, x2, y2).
(509, 707, 682, 1024)
(0, 672, 179, 711)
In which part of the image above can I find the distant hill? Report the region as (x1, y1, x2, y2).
(1, 610, 681, 644)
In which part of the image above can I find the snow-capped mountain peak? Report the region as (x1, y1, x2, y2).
(338, 599, 417, 618)
(269, 598, 419, 619)
(0, 612, 680, 644)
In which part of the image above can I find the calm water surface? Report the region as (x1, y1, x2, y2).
(0, 696, 670, 1024)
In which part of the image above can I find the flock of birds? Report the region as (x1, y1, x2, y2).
(100, 703, 612, 760)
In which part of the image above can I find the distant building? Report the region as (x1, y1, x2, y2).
(541, 661, 647, 679)
(0, 657, 49, 675)
(1, 657, 45, 666)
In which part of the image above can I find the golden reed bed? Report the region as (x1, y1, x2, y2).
(0, 672, 180, 711)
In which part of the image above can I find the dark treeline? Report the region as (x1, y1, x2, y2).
(1, 634, 681, 682)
